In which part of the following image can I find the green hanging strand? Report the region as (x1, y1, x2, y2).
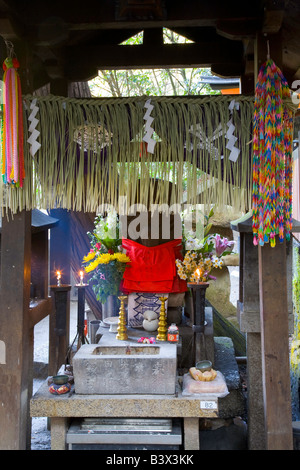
(2, 94, 257, 219)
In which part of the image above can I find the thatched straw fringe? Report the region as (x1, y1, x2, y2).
(1, 94, 258, 216)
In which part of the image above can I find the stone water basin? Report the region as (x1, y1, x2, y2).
(73, 329, 177, 395)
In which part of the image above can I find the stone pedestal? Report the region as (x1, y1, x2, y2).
(73, 328, 177, 395)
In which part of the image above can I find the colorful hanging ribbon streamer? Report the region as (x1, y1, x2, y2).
(1, 56, 25, 187)
(252, 58, 294, 247)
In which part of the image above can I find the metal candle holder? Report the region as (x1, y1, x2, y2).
(156, 296, 168, 341)
(116, 295, 128, 340)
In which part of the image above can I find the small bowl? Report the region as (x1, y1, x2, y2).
(52, 374, 69, 385)
(195, 360, 212, 372)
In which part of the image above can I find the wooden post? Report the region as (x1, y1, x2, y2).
(258, 239, 293, 449)
(0, 210, 32, 449)
(254, 31, 293, 450)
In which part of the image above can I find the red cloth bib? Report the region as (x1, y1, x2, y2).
(121, 238, 187, 293)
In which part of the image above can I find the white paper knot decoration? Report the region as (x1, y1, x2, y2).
(142, 98, 156, 154)
(27, 98, 41, 157)
(225, 99, 240, 163)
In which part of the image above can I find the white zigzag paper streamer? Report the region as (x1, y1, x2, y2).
(27, 98, 41, 157)
(226, 99, 240, 162)
(142, 98, 156, 154)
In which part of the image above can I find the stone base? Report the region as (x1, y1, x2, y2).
(73, 328, 177, 395)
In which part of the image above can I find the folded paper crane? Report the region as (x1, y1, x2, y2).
(252, 58, 294, 247)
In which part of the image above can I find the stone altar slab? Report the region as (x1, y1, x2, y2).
(72, 328, 177, 395)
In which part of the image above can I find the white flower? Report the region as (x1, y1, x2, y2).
(185, 237, 203, 250)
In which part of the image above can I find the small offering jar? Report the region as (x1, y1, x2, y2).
(167, 323, 179, 343)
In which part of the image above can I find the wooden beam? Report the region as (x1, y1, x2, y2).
(29, 297, 53, 329)
(216, 18, 261, 40)
(211, 62, 244, 78)
(116, 0, 165, 20)
(9, 0, 261, 33)
(64, 40, 244, 81)
(263, 0, 285, 34)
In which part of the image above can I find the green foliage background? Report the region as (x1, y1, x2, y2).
(89, 29, 220, 98)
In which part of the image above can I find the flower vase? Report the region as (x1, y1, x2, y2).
(101, 295, 119, 320)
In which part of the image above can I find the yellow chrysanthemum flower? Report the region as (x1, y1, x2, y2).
(113, 253, 131, 263)
(85, 257, 101, 272)
(83, 251, 96, 263)
(98, 253, 114, 264)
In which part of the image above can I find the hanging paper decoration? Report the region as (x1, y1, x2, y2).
(27, 98, 41, 157)
(13, 94, 254, 215)
(226, 99, 240, 163)
(143, 98, 156, 154)
(1, 55, 25, 187)
(252, 58, 294, 247)
(190, 99, 240, 162)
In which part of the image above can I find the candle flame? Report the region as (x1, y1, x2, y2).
(195, 268, 202, 284)
(56, 270, 61, 278)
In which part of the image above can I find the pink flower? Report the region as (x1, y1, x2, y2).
(214, 234, 234, 257)
(95, 242, 102, 250)
(138, 337, 156, 344)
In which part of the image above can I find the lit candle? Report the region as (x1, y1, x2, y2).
(79, 270, 84, 285)
(56, 270, 61, 286)
(195, 268, 201, 284)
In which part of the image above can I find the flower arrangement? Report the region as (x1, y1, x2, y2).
(83, 211, 130, 304)
(176, 209, 234, 283)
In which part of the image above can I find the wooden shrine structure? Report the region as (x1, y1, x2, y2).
(0, 0, 300, 450)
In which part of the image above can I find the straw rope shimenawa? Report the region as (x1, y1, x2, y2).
(2, 93, 293, 217)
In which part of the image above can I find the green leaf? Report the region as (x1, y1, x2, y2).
(204, 222, 212, 236)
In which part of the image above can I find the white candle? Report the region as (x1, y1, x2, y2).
(195, 268, 201, 284)
(56, 270, 61, 286)
(79, 270, 84, 285)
